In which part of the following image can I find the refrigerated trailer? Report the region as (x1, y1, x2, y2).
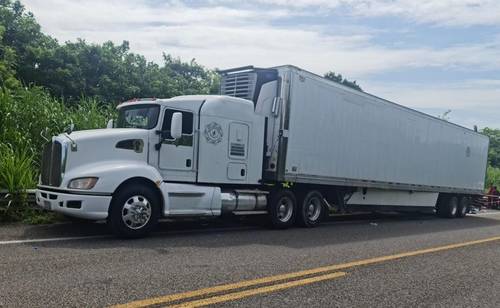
(36, 65, 490, 237)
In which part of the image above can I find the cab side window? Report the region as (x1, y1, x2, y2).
(162, 109, 194, 146)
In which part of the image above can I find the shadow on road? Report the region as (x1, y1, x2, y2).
(13, 211, 500, 251)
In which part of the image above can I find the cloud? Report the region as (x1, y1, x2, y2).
(253, 0, 500, 27)
(23, 0, 293, 32)
(22, 0, 500, 76)
(365, 79, 500, 109)
(364, 79, 500, 129)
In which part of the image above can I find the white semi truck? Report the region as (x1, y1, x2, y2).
(36, 65, 490, 237)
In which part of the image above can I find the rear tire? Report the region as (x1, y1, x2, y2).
(268, 189, 296, 229)
(108, 183, 161, 238)
(297, 190, 325, 227)
(457, 196, 469, 218)
(437, 195, 458, 218)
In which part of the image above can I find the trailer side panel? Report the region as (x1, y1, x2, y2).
(281, 67, 489, 194)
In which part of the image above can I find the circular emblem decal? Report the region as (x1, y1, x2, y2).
(204, 122, 223, 144)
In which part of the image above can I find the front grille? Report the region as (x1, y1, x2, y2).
(41, 143, 52, 185)
(40, 141, 63, 186)
(220, 72, 257, 101)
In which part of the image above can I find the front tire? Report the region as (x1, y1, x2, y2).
(268, 190, 297, 229)
(297, 190, 325, 227)
(108, 184, 161, 238)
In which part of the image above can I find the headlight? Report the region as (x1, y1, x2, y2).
(68, 177, 98, 190)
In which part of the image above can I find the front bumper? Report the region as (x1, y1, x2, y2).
(36, 188, 112, 220)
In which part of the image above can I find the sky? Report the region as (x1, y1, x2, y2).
(22, 0, 500, 129)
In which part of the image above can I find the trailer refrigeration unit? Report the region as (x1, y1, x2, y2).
(36, 65, 490, 237)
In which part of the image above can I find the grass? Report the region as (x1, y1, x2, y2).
(486, 165, 500, 189)
(0, 144, 35, 222)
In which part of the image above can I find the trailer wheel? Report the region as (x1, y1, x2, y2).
(457, 196, 469, 218)
(108, 183, 161, 238)
(297, 190, 324, 227)
(437, 195, 458, 218)
(268, 190, 297, 229)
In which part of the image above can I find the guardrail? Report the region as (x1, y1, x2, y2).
(480, 194, 500, 209)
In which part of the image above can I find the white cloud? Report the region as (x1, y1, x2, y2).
(364, 79, 500, 129)
(254, 0, 500, 27)
(351, 0, 500, 27)
(365, 79, 500, 109)
(22, 0, 500, 76)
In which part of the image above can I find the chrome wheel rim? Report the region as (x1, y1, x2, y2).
(122, 195, 152, 229)
(306, 197, 322, 221)
(277, 197, 293, 223)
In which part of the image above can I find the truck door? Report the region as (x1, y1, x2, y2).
(158, 108, 196, 182)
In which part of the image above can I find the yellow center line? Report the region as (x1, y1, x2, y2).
(166, 272, 347, 308)
(111, 236, 500, 308)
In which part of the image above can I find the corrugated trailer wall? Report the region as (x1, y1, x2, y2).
(280, 67, 489, 194)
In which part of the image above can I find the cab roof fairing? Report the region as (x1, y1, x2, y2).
(116, 95, 255, 118)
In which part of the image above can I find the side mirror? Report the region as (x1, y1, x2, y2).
(106, 119, 114, 129)
(171, 112, 183, 139)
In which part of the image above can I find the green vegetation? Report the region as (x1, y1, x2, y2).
(486, 166, 500, 189)
(0, 0, 219, 103)
(482, 128, 500, 189)
(324, 71, 362, 91)
(482, 128, 500, 168)
(0, 143, 36, 222)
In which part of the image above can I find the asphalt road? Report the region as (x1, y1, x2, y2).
(1, 211, 499, 307)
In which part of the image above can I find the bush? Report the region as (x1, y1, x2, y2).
(0, 144, 36, 221)
(0, 86, 69, 155)
(70, 98, 116, 130)
(0, 85, 115, 165)
(486, 165, 500, 190)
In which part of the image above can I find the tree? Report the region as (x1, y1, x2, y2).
(437, 109, 452, 121)
(324, 71, 362, 91)
(0, 25, 19, 88)
(0, 0, 58, 85)
(482, 128, 500, 168)
(0, 0, 219, 103)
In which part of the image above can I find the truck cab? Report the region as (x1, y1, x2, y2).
(36, 95, 267, 237)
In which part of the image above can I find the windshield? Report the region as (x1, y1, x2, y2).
(116, 104, 160, 129)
